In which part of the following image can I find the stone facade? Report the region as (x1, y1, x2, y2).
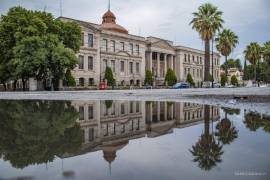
(65, 100, 220, 166)
(59, 8, 220, 87)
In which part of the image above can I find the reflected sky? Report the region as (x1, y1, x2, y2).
(0, 100, 269, 180)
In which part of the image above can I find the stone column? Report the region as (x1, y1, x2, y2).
(164, 54, 167, 77)
(164, 102, 167, 121)
(29, 78, 37, 91)
(170, 55, 174, 70)
(157, 102, 160, 122)
(149, 52, 153, 71)
(157, 53, 160, 78)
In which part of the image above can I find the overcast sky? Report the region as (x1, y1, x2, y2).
(1, 0, 270, 64)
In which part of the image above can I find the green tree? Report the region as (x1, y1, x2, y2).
(244, 42, 262, 82)
(186, 73, 195, 87)
(165, 68, 177, 86)
(190, 3, 223, 81)
(105, 67, 115, 86)
(220, 74, 227, 87)
(216, 29, 239, 76)
(221, 58, 242, 71)
(0, 6, 81, 91)
(231, 75, 238, 86)
(262, 41, 270, 83)
(144, 70, 153, 86)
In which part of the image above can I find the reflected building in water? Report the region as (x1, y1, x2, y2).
(67, 101, 220, 166)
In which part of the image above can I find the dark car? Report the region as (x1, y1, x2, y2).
(172, 82, 190, 89)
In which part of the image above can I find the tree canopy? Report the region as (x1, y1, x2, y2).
(165, 68, 177, 86)
(0, 6, 81, 90)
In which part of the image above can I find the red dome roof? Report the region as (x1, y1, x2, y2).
(101, 10, 128, 34)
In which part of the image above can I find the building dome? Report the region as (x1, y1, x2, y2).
(101, 10, 128, 34)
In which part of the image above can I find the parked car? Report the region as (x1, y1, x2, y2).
(172, 82, 190, 89)
(214, 83, 221, 88)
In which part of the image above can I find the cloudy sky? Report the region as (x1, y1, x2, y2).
(1, 0, 270, 64)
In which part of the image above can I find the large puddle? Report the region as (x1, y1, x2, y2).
(0, 100, 269, 180)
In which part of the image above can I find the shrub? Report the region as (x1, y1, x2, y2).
(186, 73, 195, 87)
(165, 68, 177, 86)
(231, 75, 239, 86)
(144, 70, 153, 85)
(64, 70, 76, 86)
(220, 74, 227, 87)
(105, 67, 115, 86)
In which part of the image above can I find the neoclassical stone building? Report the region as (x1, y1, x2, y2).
(59, 6, 220, 87)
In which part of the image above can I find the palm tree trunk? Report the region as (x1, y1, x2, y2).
(204, 105, 210, 137)
(254, 63, 257, 82)
(225, 56, 228, 77)
(204, 40, 210, 81)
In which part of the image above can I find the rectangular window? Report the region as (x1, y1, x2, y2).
(103, 59, 108, 71)
(129, 62, 133, 74)
(111, 40, 115, 52)
(136, 63, 140, 73)
(103, 39, 108, 51)
(184, 54, 187, 62)
(88, 106, 94, 119)
(184, 68, 187, 75)
(120, 61, 125, 72)
(81, 32, 84, 46)
(89, 128, 94, 141)
(129, 102, 133, 113)
(192, 55, 195, 62)
(89, 78, 94, 86)
(188, 54, 190, 63)
(120, 42, 125, 51)
(130, 43, 133, 55)
(88, 33, 93, 47)
(136, 102, 140, 112)
(111, 60, 115, 72)
(79, 55, 84, 69)
(79, 106, 84, 120)
(88, 56, 93, 70)
(121, 103, 125, 114)
(136, 45, 139, 55)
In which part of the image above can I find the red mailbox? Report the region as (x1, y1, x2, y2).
(99, 82, 107, 90)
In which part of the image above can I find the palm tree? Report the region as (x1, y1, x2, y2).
(190, 3, 224, 81)
(244, 42, 262, 82)
(216, 29, 239, 76)
(190, 105, 224, 170)
(262, 41, 270, 83)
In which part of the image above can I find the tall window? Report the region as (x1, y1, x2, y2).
(130, 43, 133, 55)
(121, 103, 125, 114)
(79, 106, 84, 120)
(103, 59, 108, 71)
(184, 54, 187, 62)
(81, 32, 84, 46)
(88, 56, 93, 70)
(200, 57, 202, 64)
(79, 55, 84, 69)
(188, 54, 190, 63)
(129, 102, 134, 113)
(79, 78, 84, 86)
(129, 62, 133, 74)
(120, 61, 125, 72)
(136, 63, 140, 73)
(120, 42, 125, 51)
(103, 39, 108, 51)
(88, 106, 94, 119)
(192, 55, 195, 62)
(111, 40, 115, 52)
(136, 45, 139, 55)
(88, 33, 93, 47)
(111, 60, 115, 72)
(136, 102, 140, 112)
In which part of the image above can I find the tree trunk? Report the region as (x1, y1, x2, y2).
(204, 40, 210, 81)
(267, 61, 270, 84)
(52, 78, 59, 91)
(254, 63, 257, 82)
(3, 83, 6, 91)
(225, 56, 228, 77)
(204, 105, 210, 137)
(13, 80, 17, 91)
(22, 78, 26, 91)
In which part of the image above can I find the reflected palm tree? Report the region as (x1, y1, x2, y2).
(190, 105, 224, 171)
(215, 107, 238, 145)
(244, 111, 270, 133)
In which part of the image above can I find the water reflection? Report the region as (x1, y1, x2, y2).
(0, 100, 83, 169)
(0, 100, 269, 179)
